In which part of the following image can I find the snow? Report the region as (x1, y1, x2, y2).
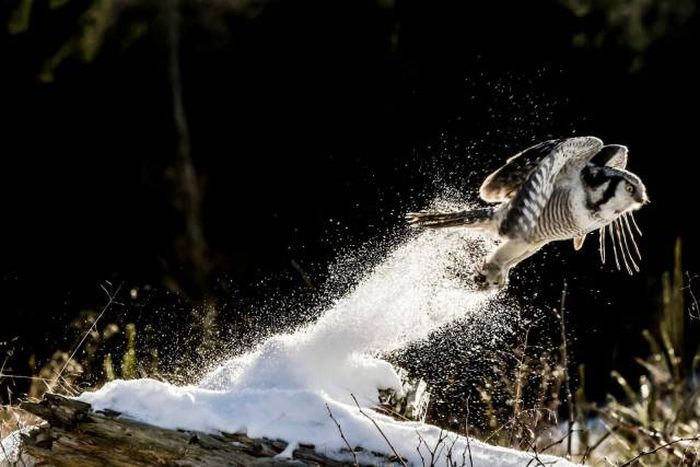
(0, 428, 32, 464)
(77, 227, 577, 466)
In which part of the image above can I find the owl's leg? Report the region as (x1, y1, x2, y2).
(475, 240, 541, 289)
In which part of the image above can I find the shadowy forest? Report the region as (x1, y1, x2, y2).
(2, 0, 700, 463)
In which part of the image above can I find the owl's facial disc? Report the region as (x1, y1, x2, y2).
(603, 178, 644, 216)
(585, 166, 647, 218)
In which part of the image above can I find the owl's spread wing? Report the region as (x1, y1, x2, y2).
(499, 136, 604, 236)
(479, 139, 563, 203)
(590, 144, 628, 169)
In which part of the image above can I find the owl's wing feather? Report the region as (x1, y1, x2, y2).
(499, 136, 604, 236)
(479, 139, 563, 203)
(590, 144, 628, 169)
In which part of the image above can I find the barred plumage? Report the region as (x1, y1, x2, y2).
(406, 136, 649, 289)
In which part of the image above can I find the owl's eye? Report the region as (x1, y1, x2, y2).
(625, 184, 635, 194)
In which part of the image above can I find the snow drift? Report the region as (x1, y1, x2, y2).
(78, 227, 576, 466)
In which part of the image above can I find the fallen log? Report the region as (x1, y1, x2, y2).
(2, 371, 431, 466)
(2, 394, 359, 466)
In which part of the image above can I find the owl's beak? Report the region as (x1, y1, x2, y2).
(635, 193, 650, 205)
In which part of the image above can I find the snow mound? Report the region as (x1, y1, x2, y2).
(79, 228, 576, 466)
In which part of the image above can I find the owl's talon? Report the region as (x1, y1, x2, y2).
(473, 272, 487, 288)
(476, 262, 507, 290)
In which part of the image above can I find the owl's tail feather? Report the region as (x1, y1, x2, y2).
(405, 207, 495, 229)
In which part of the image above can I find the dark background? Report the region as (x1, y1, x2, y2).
(1, 0, 698, 404)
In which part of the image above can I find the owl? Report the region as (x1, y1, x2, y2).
(406, 137, 649, 289)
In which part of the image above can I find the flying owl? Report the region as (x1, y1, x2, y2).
(406, 137, 649, 289)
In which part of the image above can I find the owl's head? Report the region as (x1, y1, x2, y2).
(583, 166, 648, 220)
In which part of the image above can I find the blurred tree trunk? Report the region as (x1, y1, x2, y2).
(163, 0, 211, 302)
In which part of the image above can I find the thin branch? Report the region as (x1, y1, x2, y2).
(325, 403, 358, 466)
(684, 271, 699, 320)
(539, 428, 583, 454)
(463, 396, 474, 467)
(483, 408, 556, 444)
(0, 353, 9, 377)
(554, 282, 575, 460)
(523, 437, 548, 467)
(54, 282, 122, 386)
(374, 404, 411, 422)
(444, 434, 458, 467)
(431, 430, 448, 466)
(291, 259, 316, 291)
(416, 435, 427, 467)
(617, 436, 700, 467)
(581, 429, 614, 464)
(350, 393, 407, 467)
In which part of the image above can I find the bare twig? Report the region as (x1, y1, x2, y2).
(444, 434, 459, 467)
(684, 271, 699, 320)
(350, 393, 407, 467)
(291, 259, 316, 291)
(523, 437, 548, 467)
(539, 428, 583, 454)
(431, 430, 448, 466)
(463, 397, 474, 467)
(510, 322, 532, 445)
(617, 436, 700, 466)
(581, 429, 615, 464)
(54, 282, 122, 386)
(483, 408, 556, 444)
(325, 403, 358, 466)
(0, 353, 9, 378)
(374, 404, 411, 422)
(554, 282, 575, 459)
(596, 408, 666, 447)
(416, 435, 427, 467)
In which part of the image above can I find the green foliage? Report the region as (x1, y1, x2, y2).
(50, 0, 71, 10)
(7, 0, 33, 35)
(8, 0, 140, 82)
(560, 0, 696, 70)
(38, 0, 120, 82)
